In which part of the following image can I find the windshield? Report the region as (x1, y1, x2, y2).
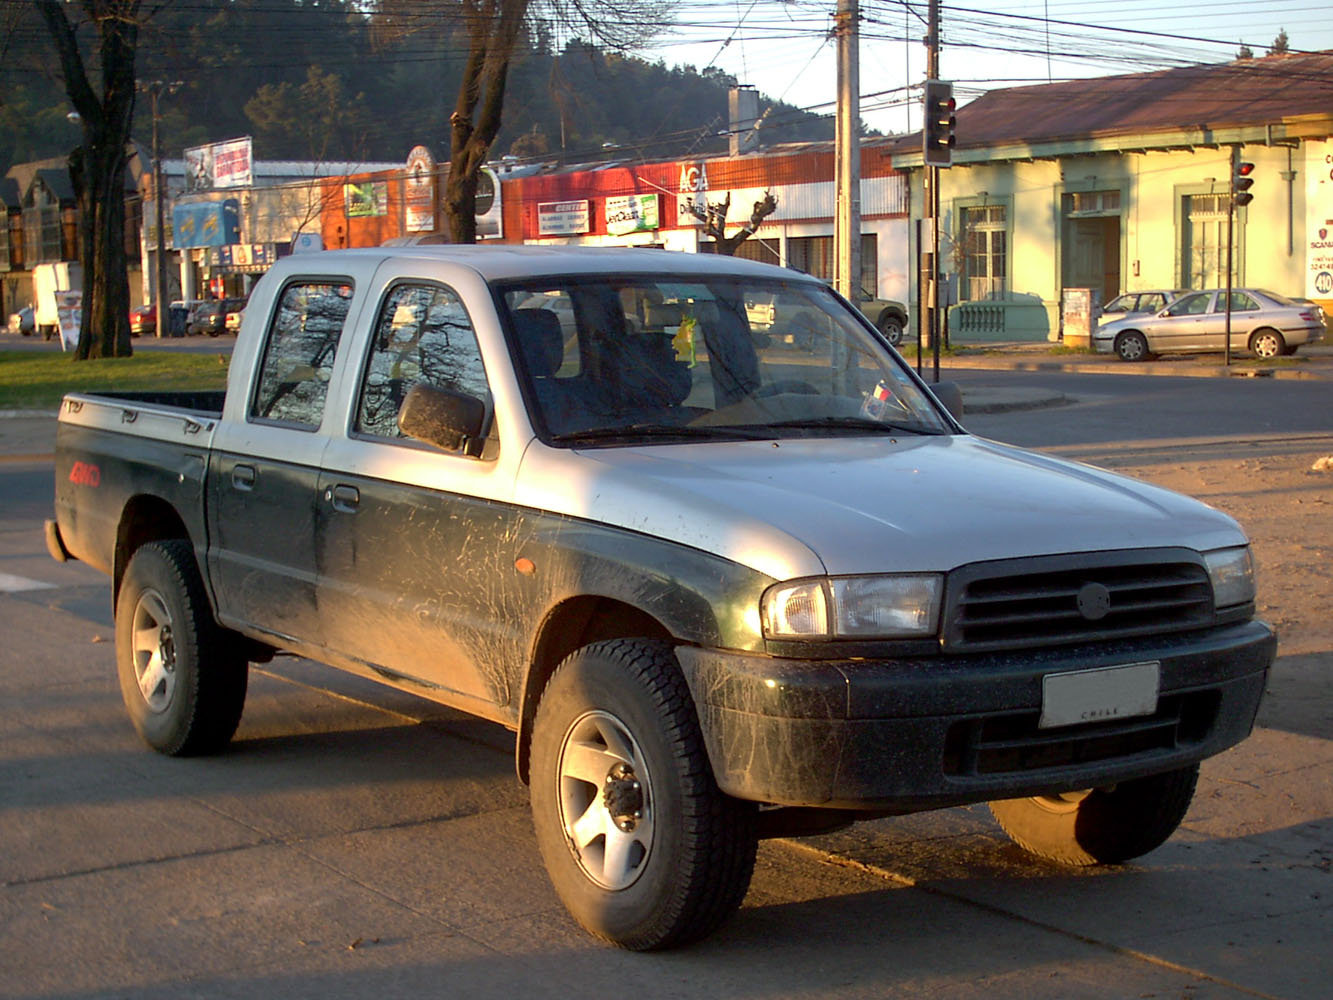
(497, 275, 953, 446)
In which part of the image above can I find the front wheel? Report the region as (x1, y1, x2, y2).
(878, 314, 905, 346)
(989, 763, 1199, 865)
(115, 540, 248, 756)
(1248, 328, 1285, 359)
(1114, 330, 1153, 362)
(529, 638, 757, 950)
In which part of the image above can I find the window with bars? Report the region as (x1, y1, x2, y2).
(786, 235, 878, 297)
(1180, 193, 1234, 289)
(961, 205, 1006, 301)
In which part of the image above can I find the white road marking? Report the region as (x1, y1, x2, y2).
(0, 573, 57, 593)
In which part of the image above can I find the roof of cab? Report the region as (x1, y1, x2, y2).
(269, 244, 813, 284)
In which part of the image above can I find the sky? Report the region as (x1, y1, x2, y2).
(642, 0, 1333, 136)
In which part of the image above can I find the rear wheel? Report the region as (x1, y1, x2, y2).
(1114, 330, 1153, 362)
(878, 314, 905, 346)
(115, 540, 248, 756)
(989, 764, 1199, 865)
(1249, 328, 1285, 359)
(530, 638, 758, 950)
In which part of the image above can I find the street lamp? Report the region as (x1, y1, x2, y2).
(137, 80, 182, 338)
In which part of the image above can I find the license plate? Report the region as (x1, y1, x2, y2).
(1039, 661, 1160, 729)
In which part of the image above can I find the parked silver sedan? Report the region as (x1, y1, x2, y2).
(1094, 288, 1326, 361)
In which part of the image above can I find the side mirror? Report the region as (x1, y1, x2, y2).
(928, 380, 964, 421)
(397, 383, 486, 454)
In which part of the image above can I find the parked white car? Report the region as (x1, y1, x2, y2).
(1094, 288, 1326, 361)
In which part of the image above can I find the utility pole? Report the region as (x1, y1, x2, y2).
(139, 80, 181, 339)
(834, 0, 860, 304)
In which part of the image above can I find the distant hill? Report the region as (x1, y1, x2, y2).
(0, 3, 837, 171)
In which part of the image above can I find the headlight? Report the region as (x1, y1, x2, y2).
(761, 575, 943, 639)
(1204, 546, 1255, 608)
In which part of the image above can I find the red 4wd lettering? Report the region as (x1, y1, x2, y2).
(69, 461, 101, 487)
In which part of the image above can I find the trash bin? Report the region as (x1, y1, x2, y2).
(168, 304, 189, 337)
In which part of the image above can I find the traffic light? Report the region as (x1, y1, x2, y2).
(923, 80, 956, 167)
(1232, 159, 1255, 207)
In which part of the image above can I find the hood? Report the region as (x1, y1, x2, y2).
(514, 433, 1246, 581)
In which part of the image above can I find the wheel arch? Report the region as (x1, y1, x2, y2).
(516, 595, 674, 785)
(112, 495, 194, 609)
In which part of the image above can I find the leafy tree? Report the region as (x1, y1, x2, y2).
(1268, 29, 1289, 55)
(245, 66, 373, 162)
(36, 0, 139, 360)
(1236, 44, 1253, 60)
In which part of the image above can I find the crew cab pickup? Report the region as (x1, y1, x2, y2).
(48, 246, 1275, 950)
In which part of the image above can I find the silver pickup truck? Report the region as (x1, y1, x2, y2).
(47, 246, 1274, 950)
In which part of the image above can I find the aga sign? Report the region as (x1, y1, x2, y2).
(677, 162, 708, 227)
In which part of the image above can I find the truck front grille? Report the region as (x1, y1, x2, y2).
(942, 692, 1219, 777)
(943, 549, 1213, 652)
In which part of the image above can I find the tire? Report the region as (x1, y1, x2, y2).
(1113, 330, 1153, 362)
(989, 763, 1199, 866)
(1248, 328, 1285, 359)
(878, 314, 905, 347)
(115, 540, 248, 756)
(529, 638, 758, 950)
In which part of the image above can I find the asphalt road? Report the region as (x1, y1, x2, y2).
(2, 370, 1330, 999)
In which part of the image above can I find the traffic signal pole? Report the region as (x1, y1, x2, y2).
(1225, 147, 1255, 367)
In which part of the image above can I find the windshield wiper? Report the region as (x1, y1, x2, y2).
(767, 416, 944, 435)
(551, 424, 779, 444)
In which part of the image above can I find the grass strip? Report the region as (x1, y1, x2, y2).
(0, 350, 229, 411)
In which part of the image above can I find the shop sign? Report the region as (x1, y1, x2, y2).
(346, 181, 388, 218)
(476, 165, 503, 239)
(405, 145, 436, 233)
(208, 243, 273, 269)
(1307, 140, 1333, 298)
(538, 200, 591, 236)
(606, 194, 659, 236)
(677, 162, 709, 227)
(172, 199, 241, 248)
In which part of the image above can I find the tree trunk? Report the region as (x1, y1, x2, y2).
(71, 137, 133, 359)
(37, 0, 139, 360)
(442, 0, 528, 244)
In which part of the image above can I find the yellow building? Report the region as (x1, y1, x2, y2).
(889, 51, 1333, 341)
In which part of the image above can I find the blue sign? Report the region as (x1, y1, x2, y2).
(171, 199, 240, 248)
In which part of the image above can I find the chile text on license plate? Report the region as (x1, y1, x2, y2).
(1039, 661, 1160, 729)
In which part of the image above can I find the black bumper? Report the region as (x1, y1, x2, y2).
(676, 621, 1275, 811)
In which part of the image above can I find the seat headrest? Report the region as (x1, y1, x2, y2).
(512, 308, 564, 377)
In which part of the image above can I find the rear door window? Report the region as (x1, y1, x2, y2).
(250, 281, 354, 428)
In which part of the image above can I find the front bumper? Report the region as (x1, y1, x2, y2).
(676, 620, 1274, 811)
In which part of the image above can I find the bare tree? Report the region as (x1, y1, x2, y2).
(37, 0, 142, 359)
(690, 190, 779, 256)
(369, 0, 672, 243)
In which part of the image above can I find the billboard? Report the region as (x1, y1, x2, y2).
(184, 137, 253, 192)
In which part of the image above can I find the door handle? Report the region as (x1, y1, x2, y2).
(325, 484, 360, 513)
(231, 464, 256, 491)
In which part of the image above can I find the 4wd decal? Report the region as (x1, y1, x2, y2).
(69, 461, 101, 487)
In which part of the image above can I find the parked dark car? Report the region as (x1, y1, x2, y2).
(187, 298, 245, 337)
